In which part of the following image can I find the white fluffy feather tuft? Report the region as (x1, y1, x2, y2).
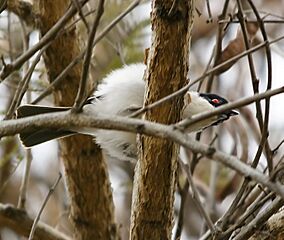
(82, 64, 146, 162)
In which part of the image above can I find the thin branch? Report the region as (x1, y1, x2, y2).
(272, 139, 284, 155)
(32, 0, 141, 104)
(236, 3, 268, 174)
(0, 0, 7, 13)
(179, 160, 216, 235)
(174, 175, 189, 240)
(216, 191, 274, 239)
(0, 159, 22, 195)
(17, 18, 32, 210)
(175, 86, 284, 130)
(72, 0, 104, 112)
(4, 47, 44, 120)
(0, 0, 89, 81)
(168, 0, 178, 17)
(0, 108, 284, 198)
(28, 173, 62, 240)
(215, 1, 276, 225)
(71, 0, 89, 31)
(247, 0, 273, 173)
(205, 0, 213, 23)
(129, 35, 284, 118)
(0, 203, 71, 240)
(18, 149, 32, 209)
(234, 197, 284, 240)
(219, 19, 284, 24)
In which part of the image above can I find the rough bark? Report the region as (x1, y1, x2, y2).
(130, 0, 194, 239)
(249, 210, 284, 240)
(36, 1, 118, 239)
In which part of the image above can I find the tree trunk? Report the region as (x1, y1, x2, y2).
(37, 1, 118, 239)
(130, 0, 194, 239)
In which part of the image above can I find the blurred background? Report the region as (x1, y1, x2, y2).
(0, 0, 284, 239)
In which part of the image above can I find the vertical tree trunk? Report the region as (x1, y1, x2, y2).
(37, 1, 118, 239)
(130, 0, 194, 239)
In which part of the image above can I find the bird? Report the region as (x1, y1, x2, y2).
(17, 63, 238, 162)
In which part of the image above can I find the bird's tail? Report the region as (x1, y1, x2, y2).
(17, 105, 75, 147)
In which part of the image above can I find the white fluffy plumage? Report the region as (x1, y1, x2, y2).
(83, 64, 146, 162)
(18, 64, 237, 161)
(83, 64, 216, 162)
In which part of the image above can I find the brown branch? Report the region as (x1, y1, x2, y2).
(217, 192, 275, 239)
(174, 175, 189, 240)
(4, 47, 44, 120)
(0, 0, 7, 13)
(179, 160, 216, 235)
(130, 0, 194, 239)
(31, 0, 141, 104)
(72, 0, 104, 112)
(175, 86, 284, 130)
(248, 208, 284, 240)
(129, 35, 284, 118)
(71, 0, 89, 31)
(0, 109, 283, 197)
(235, 197, 284, 240)
(0, 203, 72, 240)
(28, 173, 62, 240)
(37, 0, 119, 239)
(205, 0, 229, 91)
(247, 0, 273, 174)
(0, 0, 89, 81)
(236, 1, 268, 175)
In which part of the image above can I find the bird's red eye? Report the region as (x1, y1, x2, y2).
(212, 99, 220, 104)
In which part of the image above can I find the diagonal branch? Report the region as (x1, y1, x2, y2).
(175, 85, 284, 130)
(0, 109, 284, 198)
(0, 0, 89, 81)
(31, 0, 142, 104)
(0, 203, 72, 240)
(72, 0, 104, 112)
(129, 35, 284, 118)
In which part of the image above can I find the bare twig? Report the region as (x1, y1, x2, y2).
(32, 0, 141, 104)
(72, 0, 104, 112)
(0, 0, 7, 13)
(17, 16, 32, 210)
(28, 173, 62, 240)
(18, 149, 32, 209)
(129, 35, 284, 118)
(205, 0, 229, 92)
(205, 0, 213, 23)
(236, 1, 272, 175)
(0, 159, 22, 195)
(174, 175, 189, 240)
(4, 47, 44, 120)
(175, 86, 284, 130)
(71, 0, 89, 31)
(0, 203, 71, 240)
(234, 197, 284, 240)
(0, 108, 284, 197)
(217, 191, 274, 239)
(247, 0, 273, 173)
(272, 139, 284, 155)
(0, 0, 89, 81)
(179, 160, 216, 235)
(219, 19, 284, 24)
(168, 0, 178, 17)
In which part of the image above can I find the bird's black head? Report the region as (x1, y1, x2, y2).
(199, 92, 239, 126)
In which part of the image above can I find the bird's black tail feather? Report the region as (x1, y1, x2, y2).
(17, 105, 75, 147)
